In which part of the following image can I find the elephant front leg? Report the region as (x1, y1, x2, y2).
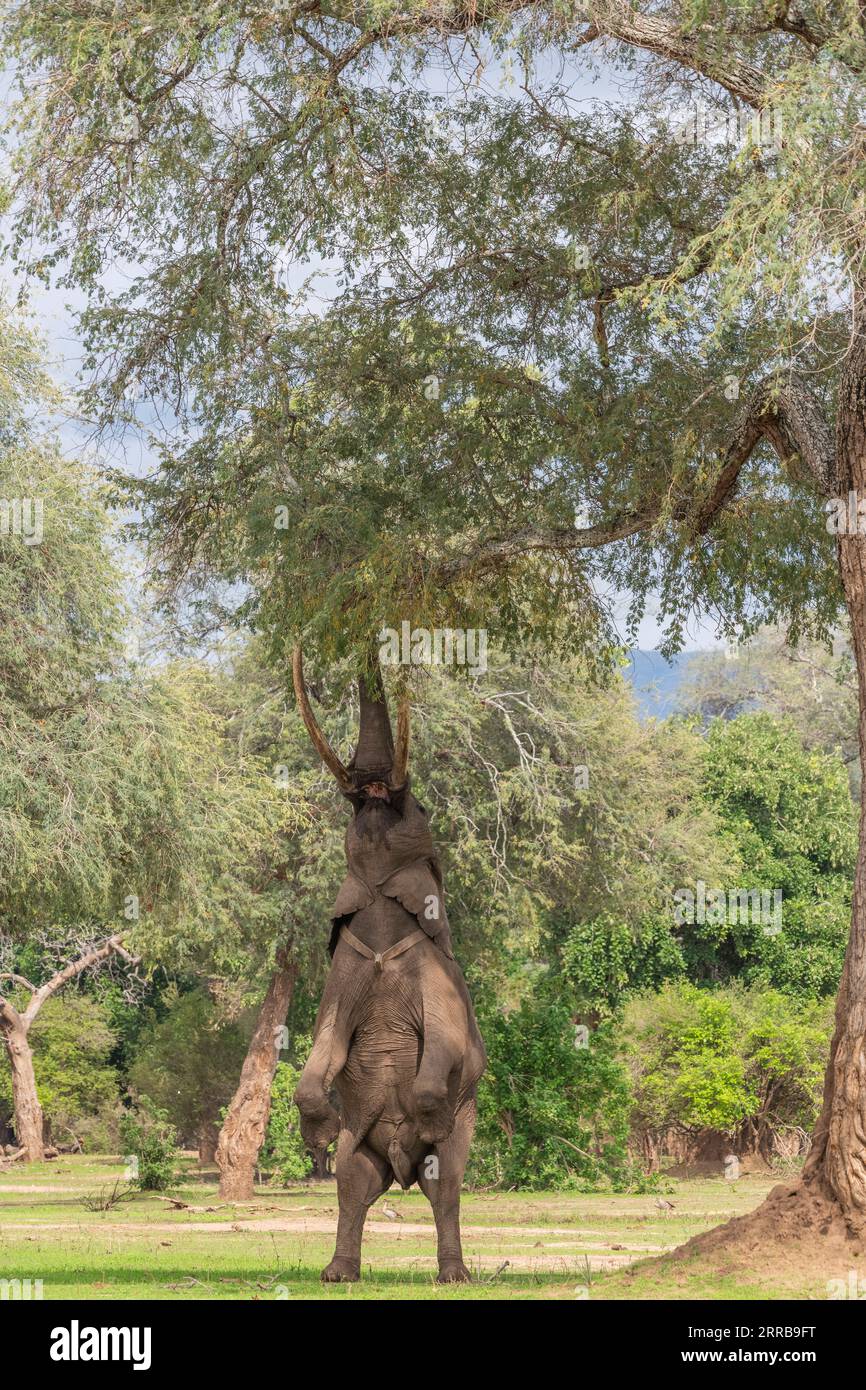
(412, 1029, 462, 1144)
(322, 1133, 392, 1283)
(294, 1011, 349, 1153)
(417, 1102, 476, 1283)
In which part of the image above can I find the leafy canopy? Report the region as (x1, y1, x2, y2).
(4, 2, 864, 679)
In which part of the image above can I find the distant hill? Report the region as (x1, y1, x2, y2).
(623, 649, 702, 719)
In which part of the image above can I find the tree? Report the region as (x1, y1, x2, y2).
(0, 301, 310, 1176)
(216, 947, 298, 1197)
(110, 653, 310, 1200)
(468, 985, 632, 1190)
(679, 630, 860, 792)
(623, 983, 833, 1164)
(0, 934, 135, 1160)
(7, 0, 866, 1248)
(0, 993, 120, 1154)
(128, 987, 250, 1162)
(697, 713, 856, 997)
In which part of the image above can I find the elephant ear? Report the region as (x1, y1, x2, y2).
(328, 873, 374, 956)
(380, 861, 454, 959)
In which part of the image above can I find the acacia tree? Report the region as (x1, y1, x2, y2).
(0, 934, 136, 1161)
(102, 653, 309, 1200)
(0, 301, 306, 1173)
(5, 1, 866, 1254)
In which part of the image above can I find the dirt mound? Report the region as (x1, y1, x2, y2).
(670, 1176, 865, 1285)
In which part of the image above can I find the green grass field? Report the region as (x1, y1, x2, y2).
(0, 1155, 825, 1300)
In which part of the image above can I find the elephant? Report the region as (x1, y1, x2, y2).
(292, 650, 486, 1283)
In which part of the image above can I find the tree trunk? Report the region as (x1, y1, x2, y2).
(216, 950, 297, 1200)
(197, 1121, 219, 1165)
(803, 309, 866, 1225)
(2, 1022, 44, 1163)
(0, 937, 132, 1168)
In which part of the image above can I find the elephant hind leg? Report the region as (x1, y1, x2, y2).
(322, 1133, 393, 1283)
(417, 1100, 476, 1284)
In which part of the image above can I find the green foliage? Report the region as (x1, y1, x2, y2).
(622, 983, 832, 1138)
(128, 988, 249, 1148)
(0, 995, 118, 1145)
(467, 986, 632, 1190)
(694, 713, 855, 995)
(119, 1098, 180, 1192)
(262, 1049, 314, 1184)
(561, 914, 686, 1016)
(6, 4, 860, 673)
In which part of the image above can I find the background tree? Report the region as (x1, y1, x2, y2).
(623, 984, 833, 1166)
(128, 987, 250, 1163)
(6, 995, 120, 1154)
(468, 986, 632, 1190)
(696, 713, 856, 997)
(0, 934, 134, 1160)
(679, 631, 860, 792)
(0, 301, 308, 1171)
(109, 654, 309, 1200)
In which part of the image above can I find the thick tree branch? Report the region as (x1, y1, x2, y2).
(437, 505, 663, 582)
(21, 936, 134, 1031)
(0, 995, 19, 1030)
(437, 373, 836, 583)
(694, 374, 836, 533)
(587, 2, 768, 106)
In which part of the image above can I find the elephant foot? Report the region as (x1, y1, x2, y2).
(321, 1258, 360, 1283)
(296, 1091, 340, 1152)
(437, 1261, 472, 1284)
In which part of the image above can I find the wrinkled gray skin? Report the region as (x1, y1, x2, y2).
(294, 682, 485, 1284)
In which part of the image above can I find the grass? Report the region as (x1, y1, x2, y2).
(0, 1154, 821, 1300)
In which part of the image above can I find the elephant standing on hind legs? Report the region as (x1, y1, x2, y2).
(292, 650, 486, 1284)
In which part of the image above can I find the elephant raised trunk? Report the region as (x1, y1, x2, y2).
(291, 645, 485, 1284)
(291, 647, 409, 792)
(353, 668, 396, 781)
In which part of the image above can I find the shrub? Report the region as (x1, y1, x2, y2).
(119, 1098, 180, 1191)
(621, 982, 832, 1144)
(466, 987, 632, 1190)
(261, 1048, 313, 1184)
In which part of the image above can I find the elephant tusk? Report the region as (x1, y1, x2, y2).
(292, 646, 353, 791)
